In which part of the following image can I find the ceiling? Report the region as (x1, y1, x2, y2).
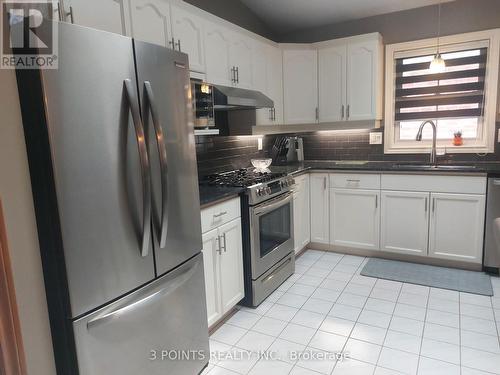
(240, 0, 454, 35)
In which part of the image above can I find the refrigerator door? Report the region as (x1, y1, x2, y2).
(40, 23, 155, 318)
(134, 41, 203, 276)
(73, 253, 209, 375)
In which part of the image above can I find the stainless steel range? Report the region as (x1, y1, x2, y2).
(203, 168, 296, 306)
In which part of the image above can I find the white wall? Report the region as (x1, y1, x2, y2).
(0, 69, 56, 374)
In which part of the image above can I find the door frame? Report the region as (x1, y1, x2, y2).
(0, 199, 27, 375)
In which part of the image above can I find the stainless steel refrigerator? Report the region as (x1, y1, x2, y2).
(15, 21, 209, 375)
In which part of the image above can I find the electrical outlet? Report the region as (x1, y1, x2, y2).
(257, 137, 263, 150)
(369, 132, 383, 145)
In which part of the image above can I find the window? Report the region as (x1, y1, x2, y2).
(384, 30, 500, 154)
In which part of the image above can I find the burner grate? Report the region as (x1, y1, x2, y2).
(202, 168, 285, 187)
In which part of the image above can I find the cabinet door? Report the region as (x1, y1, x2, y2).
(229, 32, 253, 89)
(318, 44, 346, 122)
(429, 193, 485, 263)
(218, 219, 244, 313)
(283, 49, 318, 124)
(346, 38, 378, 121)
(268, 45, 284, 124)
(253, 41, 272, 126)
(65, 0, 131, 36)
(201, 229, 222, 327)
(331, 189, 380, 250)
(130, 0, 172, 48)
(381, 191, 429, 256)
(171, 5, 205, 72)
(294, 174, 310, 253)
(310, 174, 330, 244)
(204, 23, 232, 86)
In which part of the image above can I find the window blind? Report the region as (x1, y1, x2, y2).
(394, 48, 487, 122)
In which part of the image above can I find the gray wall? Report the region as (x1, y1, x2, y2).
(279, 0, 500, 43)
(182, 0, 276, 40)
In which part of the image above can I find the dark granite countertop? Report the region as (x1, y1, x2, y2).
(199, 184, 244, 208)
(268, 160, 500, 176)
(199, 160, 500, 207)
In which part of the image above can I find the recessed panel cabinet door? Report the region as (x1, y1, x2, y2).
(331, 189, 380, 250)
(204, 23, 232, 86)
(380, 191, 430, 256)
(202, 229, 222, 327)
(293, 174, 310, 253)
(310, 174, 329, 244)
(319, 44, 346, 122)
(65, 0, 131, 36)
(229, 33, 253, 89)
(171, 5, 205, 72)
(268, 45, 284, 124)
(346, 38, 378, 121)
(283, 49, 318, 124)
(218, 219, 244, 313)
(429, 193, 485, 263)
(130, 0, 172, 48)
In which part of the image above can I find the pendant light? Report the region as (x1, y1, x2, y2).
(429, 1, 446, 73)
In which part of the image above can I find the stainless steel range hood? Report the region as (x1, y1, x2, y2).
(213, 84, 273, 110)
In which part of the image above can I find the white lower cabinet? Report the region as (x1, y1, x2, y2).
(201, 199, 244, 328)
(218, 219, 245, 312)
(380, 191, 429, 256)
(201, 229, 222, 327)
(330, 188, 380, 250)
(429, 193, 485, 263)
(310, 173, 330, 244)
(293, 174, 310, 253)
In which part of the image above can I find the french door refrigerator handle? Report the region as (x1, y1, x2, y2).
(86, 258, 198, 329)
(124, 79, 152, 257)
(144, 81, 168, 248)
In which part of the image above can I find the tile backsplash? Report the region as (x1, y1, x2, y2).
(195, 123, 500, 176)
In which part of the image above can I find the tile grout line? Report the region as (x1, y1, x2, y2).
(415, 286, 431, 375)
(373, 279, 405, 374)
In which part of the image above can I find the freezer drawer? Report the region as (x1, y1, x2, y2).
(73, 253, 209, 375)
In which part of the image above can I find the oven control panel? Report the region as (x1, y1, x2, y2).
(250, 176, 295, 204)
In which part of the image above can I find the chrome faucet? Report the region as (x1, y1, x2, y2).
(416, 120, 438, 165)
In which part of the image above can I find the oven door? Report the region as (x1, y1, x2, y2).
(250, 192, 294, 278)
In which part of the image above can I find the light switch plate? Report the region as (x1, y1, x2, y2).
(369, 132, 383, 145)
(257, 137, 263, 150)
(497, 128, 500, 143)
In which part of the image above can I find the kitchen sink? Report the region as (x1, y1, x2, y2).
(393, 164, 476, 170)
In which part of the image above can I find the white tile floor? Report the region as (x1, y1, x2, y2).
(204, 249, 500, 375)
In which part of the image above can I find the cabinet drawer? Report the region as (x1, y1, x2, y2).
(201, 197, 240, 233)
(381, 174, 486, 195)
(330, 173, 380, 190)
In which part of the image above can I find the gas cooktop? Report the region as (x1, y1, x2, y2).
(202, 168, 286, 188)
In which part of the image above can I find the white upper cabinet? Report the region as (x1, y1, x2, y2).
(380, 191, 430, 256)
(255, 42, 283, 125)
(318, 43, 346, 122)
(310, 173, 330, 244)
(228, 32, 253, 88)
(64, 0, 131, 35)
(429, 193, 485, 264)
(346, 35, 383, 121)
(204, 22, 232, 86)
(130, 0, 172, 48)
(282, 48, 318, 124)
(170, 5, 205, 72)
(316, 33, 383, 123)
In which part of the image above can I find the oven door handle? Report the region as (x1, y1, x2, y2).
(253, 192, 293, 216)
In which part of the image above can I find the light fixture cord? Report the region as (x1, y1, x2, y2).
(437, 1, 441, 54)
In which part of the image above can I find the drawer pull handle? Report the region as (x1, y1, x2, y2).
(346, 179, 360, 183)
(213, 211, 227, 218)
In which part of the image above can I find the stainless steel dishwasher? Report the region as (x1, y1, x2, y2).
(484, 177, 500, 273)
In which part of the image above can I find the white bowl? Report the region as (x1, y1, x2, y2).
(251, 158, 272, 170)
